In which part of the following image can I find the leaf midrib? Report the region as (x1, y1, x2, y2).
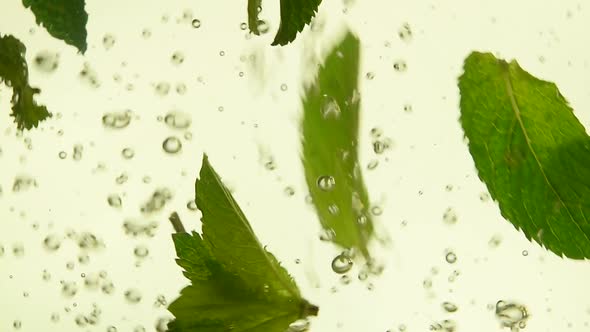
(501, 62, 590, 252)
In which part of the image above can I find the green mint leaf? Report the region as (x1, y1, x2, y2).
(22, 0, 88, 53)
(271, 0, 322, 46)
(301, 32, 374, 258)
(167, 155, 318, 331)
(247, 0, 262, 35)
(0, 34, 51, 130)
(459, 51, 590, 259)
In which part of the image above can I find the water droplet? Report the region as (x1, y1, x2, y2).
(442, 301, 458, 313)
(134, 245, 149, 258)
(162, 137, 182, 154)
(43, 234, 62, 251)
(328, 204, 340, 215)
(317, 175, 335, 191)
(280, 83, 288, 91)
(102, 111, 131, 129)
(58, 151, 67, 159)
(191, 19, 201, 28)
(445, 251, 457, 264)
(319, 229, 335, 241)
(331, 253, 353, 274)
(125, 288, 142, 303)
(521, 250, 529, 256)
(371, 206, 383, 216)
(240, 22, 248, 30)
(164, 111, 192, 129)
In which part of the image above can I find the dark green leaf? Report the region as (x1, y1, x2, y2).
(22, 0, 88, 53)
(167, 155, 318, 331)
(0, 34, 51, 130)
(301, 32, 374, 258)
(271, 0, 322, 45)
(459, 51, 590, 259)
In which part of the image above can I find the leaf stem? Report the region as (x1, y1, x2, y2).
(169, 212, 186, 233)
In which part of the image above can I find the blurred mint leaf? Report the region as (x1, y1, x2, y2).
(301, 32, 374, 258)
(23, 0, 88, 53)
(459, 51, 590, 259)
(0, 34, 51, 130)
(167, 155, 318, 331)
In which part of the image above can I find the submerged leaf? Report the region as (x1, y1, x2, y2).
(272, 0, 322, 46)
(301, 32, 374, 258)
(0, 35, 51, 130)
(167, 155, 318, 331)
(459, 51, 590, 259)
(247, 0, 262, 35)
(23, 0, 88, 53)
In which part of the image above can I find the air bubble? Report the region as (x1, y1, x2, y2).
(445, 251, 457, 264)
(442, 301, 458, 313)
(43, 234, 62, 251)
(331, 253, 353, 274)
(134, 245, 149, 258)
(171, 51, 185, 65)
(191, 19, 201, 28)
(102, 111, 131, 129)
(125, 289, 142, 303)
(317, 175, 335, 191)
(162, 137, 182, 154)
(122, 148, 135, 159)
(164, 111, 192, 129)
(33, 51, 59, 73)
(393, 60, 407, 72)
(102, 34, 116, 50)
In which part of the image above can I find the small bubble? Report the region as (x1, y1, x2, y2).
(443, 207, 458, 224)
(371, 206, 383, 216)
(495, 300, 529, 329)
(142, 29, 151, 38)
(284, 186, 295, 196)
(122, 148, 135, 159)
(102, 281, 115, 294)
(13, 320, 22, 329)
(62, 281, 78, 297)
(191, 19, 201, 28)
(164, 111, 192, 129)
(171, 51, 185, 65)
(75, 315, 88, 327)
(365, 72, 375, 80)
(155, 82, 171, 96)
(445, 251, 457, 264)
(328, 204, 340, 215)
(102, 34, 116, 50)
(442, 301, 458, 313)
(102, 111, 131, 129)
(521, 250, 529, 256)
(107, 194, 122, 208)
(257, 20, 270, 33)
(186, 200, 197, 211)
(219, 50, 225, 56)
(50, 312, 60, 322)
(134, 326, 146, 332)
(72, 144, 83, 161)
(162, 137, 182, 154)
(33, 50, 59, 73)
(331, 253, 353, 274)
(403, 104, 413, 112)
(107, 326, 118, 332)
(398, 23, 413, 42)
(12, 243, 24, 257)
(175, 83, 187, 94)
(134, 245, 149, 258)
(423, 278, 433, 289)
(43, 234, 62, 251)
(489, 234, 502, 248)
(125, 288, 142, 303)
(321, 96, 341, 119)
(367, 159, 379, 170)
(116, 173, 128, 185)
(393, 60, 407, 72)
(58, 151, 67, 159)
(280, 83, 288, 91)
(319, 229, 335, 241)
(42, 270, 51, 281)
(317, 175, 335, 191)
(340, 275, 351, 285)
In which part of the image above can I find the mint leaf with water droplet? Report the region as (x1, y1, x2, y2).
(301, 31, 374, 258)
(459, 51, 590, 259)
(0, 34, 51, 130)
(167, 155, 318, 331)
(23, 0, 88, 53)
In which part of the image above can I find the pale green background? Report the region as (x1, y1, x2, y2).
(1, 0, 590, 331)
